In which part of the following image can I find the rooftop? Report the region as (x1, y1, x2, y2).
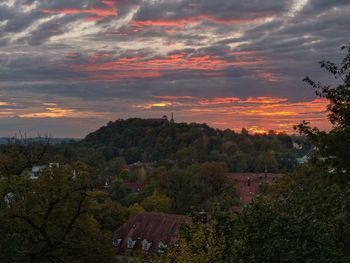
(113, 212, 191, 254)
(230, 173, 283, 205)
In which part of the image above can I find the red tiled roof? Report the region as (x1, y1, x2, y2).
(230, 173, 283, 205)
(113, 212, 191, 254)
(121, 182, 145, 192)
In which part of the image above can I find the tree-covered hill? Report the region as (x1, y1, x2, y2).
(75, 118, 302, 173)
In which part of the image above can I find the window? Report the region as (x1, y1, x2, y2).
(112, 235, 122, 247)
(127, 238, 136, 249)
(158, 241, 168, 254)
(142, 239, 152, 251)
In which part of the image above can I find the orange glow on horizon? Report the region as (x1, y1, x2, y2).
(143, 96, 330, 133)
(10, 94, 329, 135)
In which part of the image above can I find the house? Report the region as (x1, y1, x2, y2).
(113, 212, 191, 256)
(230, 173, 283, 205)
(30, 165, 46, 179)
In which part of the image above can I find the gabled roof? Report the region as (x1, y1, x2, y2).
(230, 173, 283, 205)
(113, 212, 191, 254)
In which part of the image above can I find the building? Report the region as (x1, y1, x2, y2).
(30, 165, 46, 179)
(113, 212, 191, 256)
(145, 113, 175, 124)
(230, 173, 283, 205)
(145, 115, 169, 124)
(28, 163, 71, 180)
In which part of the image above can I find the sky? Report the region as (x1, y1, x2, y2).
(0, 0, 349, 138)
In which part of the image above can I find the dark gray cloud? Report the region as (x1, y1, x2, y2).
(134, 0, 288, 21)
(0, 0, 349, 136)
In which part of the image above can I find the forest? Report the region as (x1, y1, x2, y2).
(41, 117, 308, 187)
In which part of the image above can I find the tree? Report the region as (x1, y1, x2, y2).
(231, 197, 342, 263)
(141, 190, 172, 213)
(105, 157, 127, 179)
(0, 136, 50, 177)
(0, 163, 115, 262)
(89, 190, 127, 232)
(108, 179, 130, 205)
(166, 223, 225, 263)
(127, 203, 145, 217)
(296, 45, 350, 182)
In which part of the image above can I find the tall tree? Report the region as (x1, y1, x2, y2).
(296, 45, 350, 182)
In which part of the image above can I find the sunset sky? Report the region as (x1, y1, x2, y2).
(1, 0, 349, 137)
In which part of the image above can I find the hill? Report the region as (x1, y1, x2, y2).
(76, 118, 302, 173)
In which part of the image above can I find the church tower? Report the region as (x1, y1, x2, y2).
(170, 112, 175, 123)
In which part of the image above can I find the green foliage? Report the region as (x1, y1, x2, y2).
(149, 162, 238, 214)
(0, 138, 50, 177)
(0, 138, 128, 263)
(127, 203, 145, 217)
(166, 223, 225, 263)
(141, 190, 172, 213)
(233, 198, 345, 262)
(89, 190, 128, 232)
(0, 164, 120, 262)
(32, 118, 301, 191)
(119, 168, 129, 181)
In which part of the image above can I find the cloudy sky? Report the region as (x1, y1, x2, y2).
(0, 0, 349, 137)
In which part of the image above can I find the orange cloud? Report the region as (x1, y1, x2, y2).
(199, 97, 241, 105)
(198, 96, 289, 106)
(0, 102, 10, 106)
(256, 72, 281, 82)
(70, 52, 261, 81)
(248, 126, 270, 134)
(19, 106, 108, 119)
(101, 0, 115, 8)
(245, 96, 289, 104)
(19, 107, 76, 118)
(40, 3, 118, 20)
(132, 19, 192, 28)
